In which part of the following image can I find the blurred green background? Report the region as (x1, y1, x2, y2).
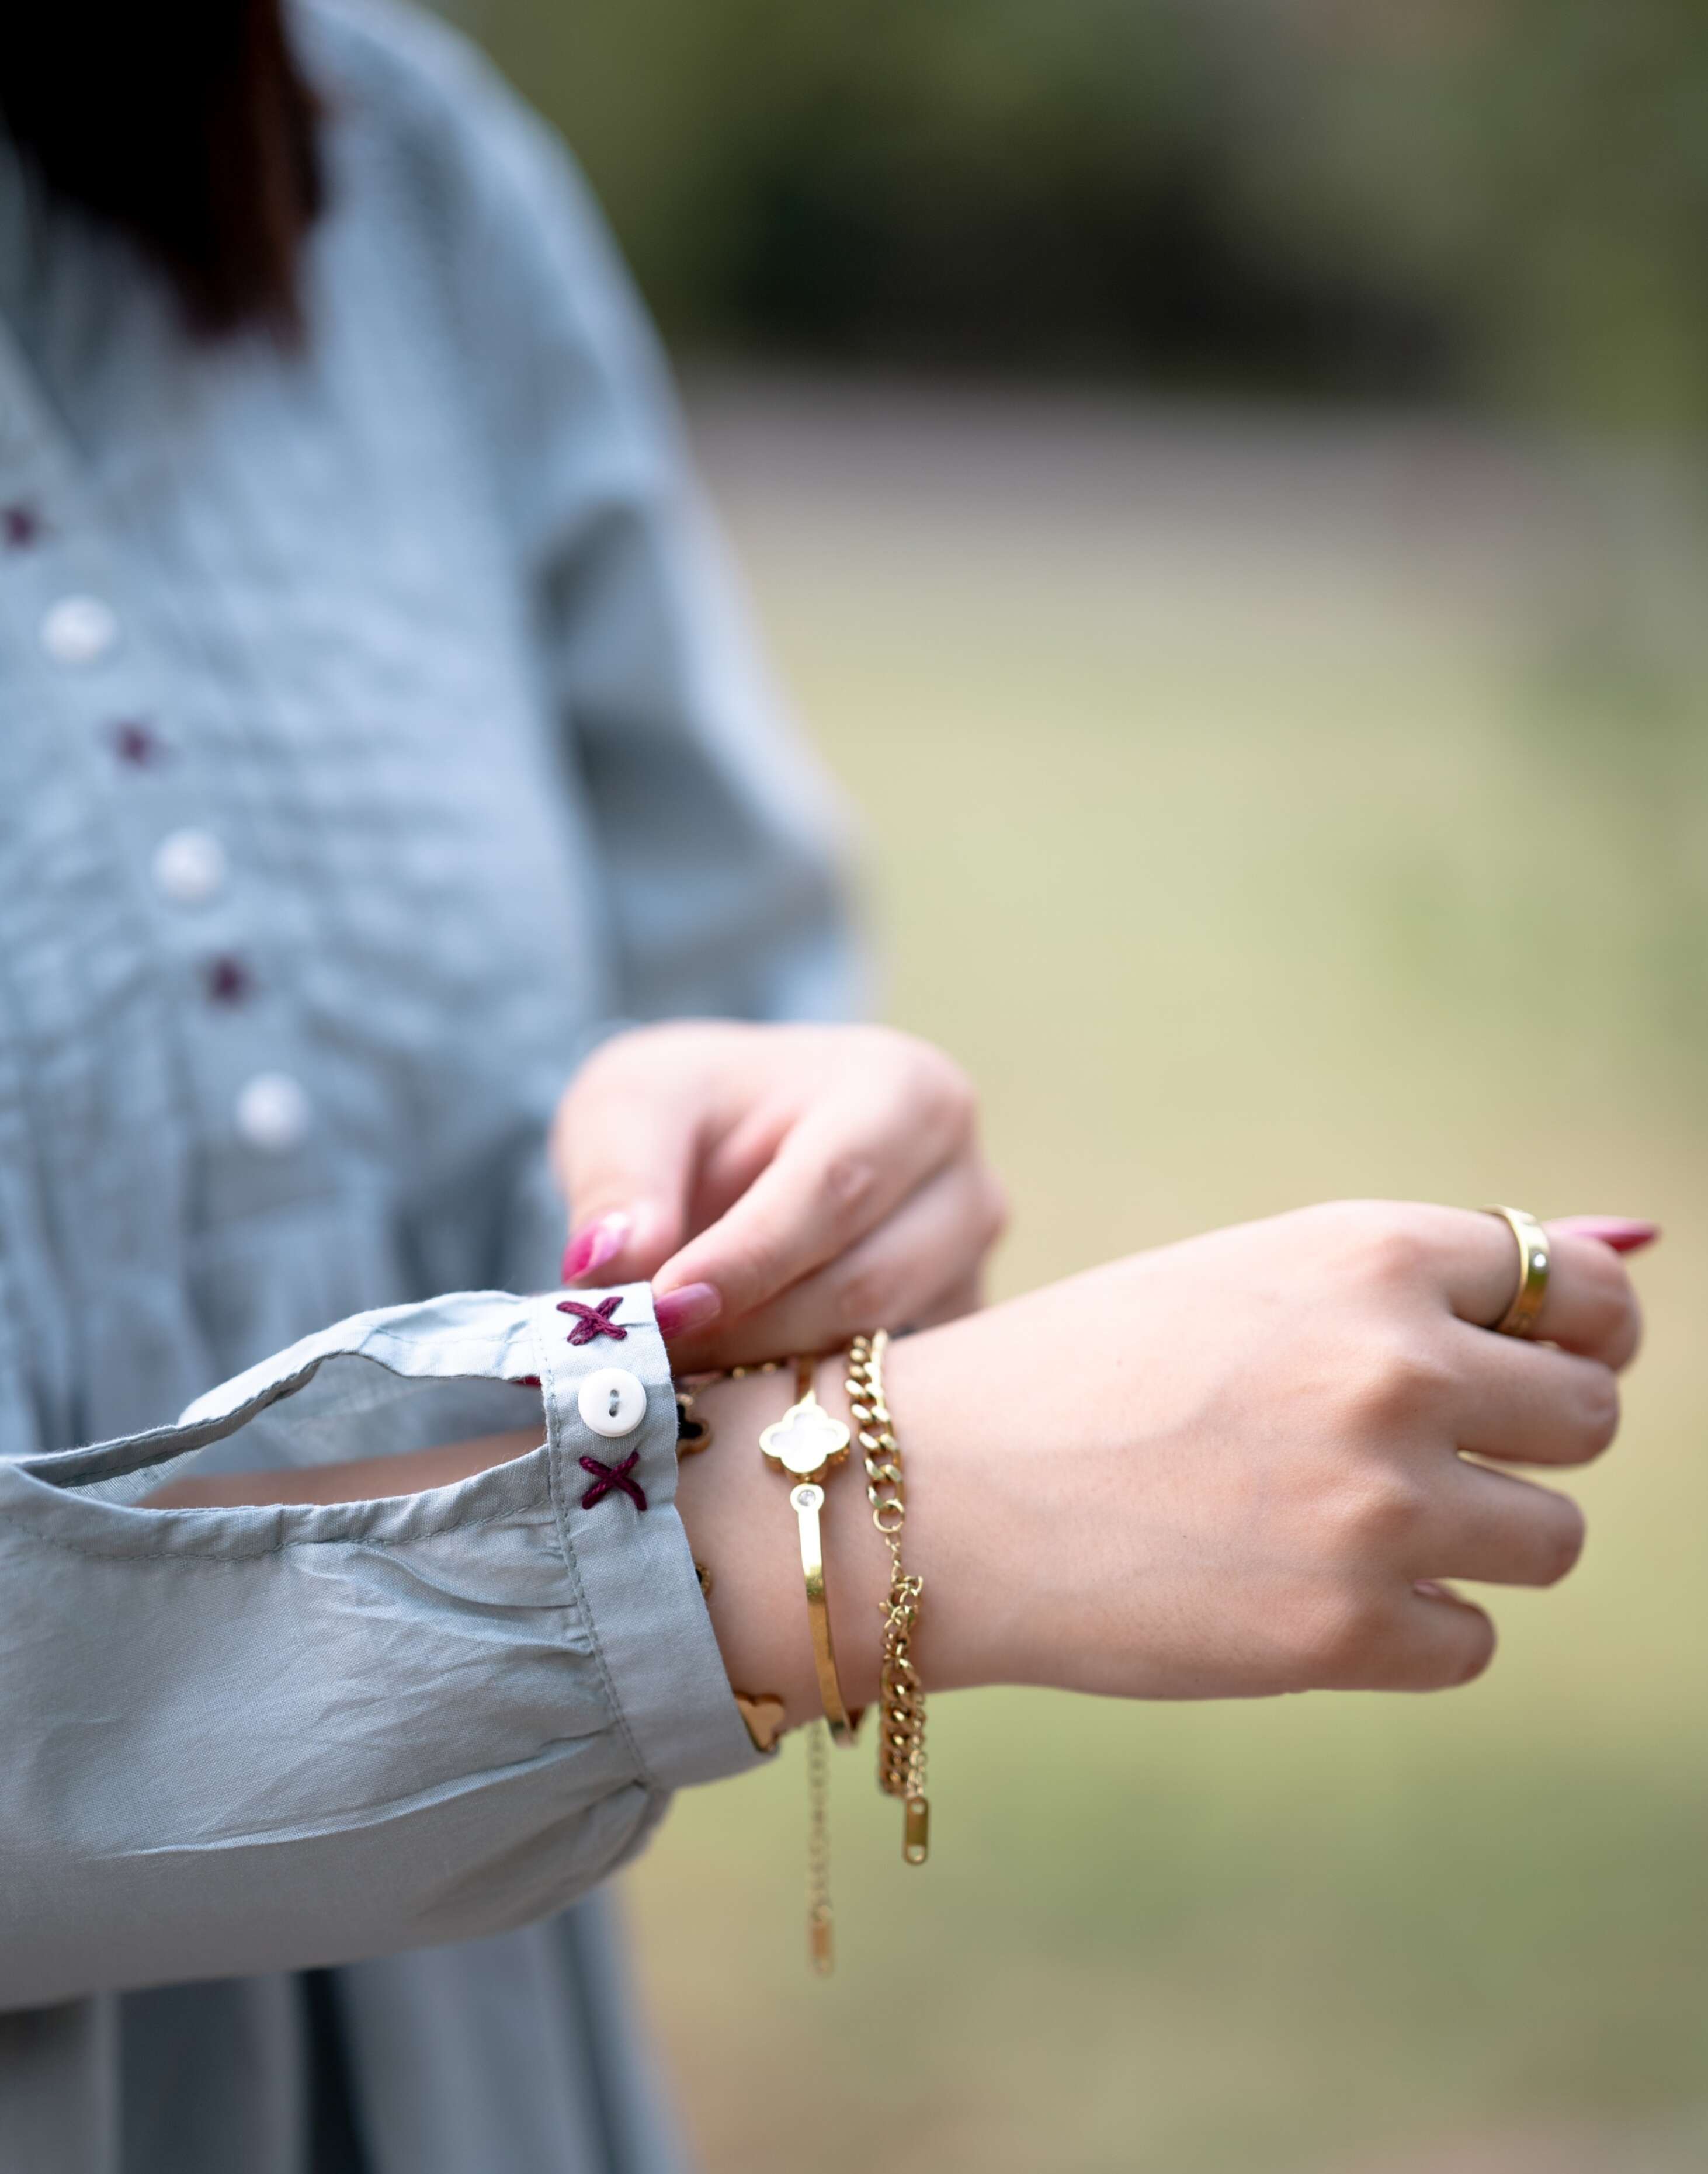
(439, 4, 1708, 2167)
(449, 0, 1708, 421)
(617, 386, 1708, 2174)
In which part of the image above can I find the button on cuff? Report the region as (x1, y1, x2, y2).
(577, 1367, 648, 1439)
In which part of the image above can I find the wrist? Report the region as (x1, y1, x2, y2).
(880, 1321, 1016, 1697)
(675, 1323, 1009, 1735)
(676, 1363, 891, 1732)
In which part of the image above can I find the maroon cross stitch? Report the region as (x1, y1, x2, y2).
(579, 1450, 646, 1512)
(3, 503, 41, 548)
(557, 1295, 626, 1345)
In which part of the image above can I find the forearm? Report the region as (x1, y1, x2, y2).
(145, 1332, 998, 1731)
(142, 1199, 1650, 1734)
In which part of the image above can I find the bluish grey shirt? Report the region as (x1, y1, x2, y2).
(0, 2, 853, 2166)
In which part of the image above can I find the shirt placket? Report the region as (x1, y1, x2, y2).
(0, 320, 334, 1269)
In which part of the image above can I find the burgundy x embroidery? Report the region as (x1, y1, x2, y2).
(579, 1450, 647, 1512)
(558, 1295, 627, 1346)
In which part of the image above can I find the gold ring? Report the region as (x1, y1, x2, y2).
(1484, 1206, 1550, 1338)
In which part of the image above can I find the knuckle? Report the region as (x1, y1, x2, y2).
(820, 1151, 879, 1216)
(1360, 1215, 1433, 1290)
(1332, 1469, 1431, 1555)
(1313, 1200, 1432, 1285)
(1293, 1586, 1391, 1687)
(1339, 1335, 1452, 1439)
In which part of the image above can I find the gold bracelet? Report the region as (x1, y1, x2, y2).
(846, 1330, 929, 1866)
(759, 1356, 865, 1744)
(757, 1354, 863, 1974)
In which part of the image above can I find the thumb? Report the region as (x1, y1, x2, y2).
(551, 1068, 704, 1287)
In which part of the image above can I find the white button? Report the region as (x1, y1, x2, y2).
(577, 1367, 648, 1439)
(151, 828, 227, 906)
(234, 1072, 311, 1154)
(40, 595, 119, 665)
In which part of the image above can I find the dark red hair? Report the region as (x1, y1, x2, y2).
(0, 0, 322, 338)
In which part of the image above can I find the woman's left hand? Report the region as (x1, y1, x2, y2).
(549, 1022, 1007, 1369)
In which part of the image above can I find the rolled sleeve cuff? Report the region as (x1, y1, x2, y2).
(533, 1283, 763, 1792)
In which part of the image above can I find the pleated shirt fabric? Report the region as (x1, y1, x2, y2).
(0, 2, 853, 2165)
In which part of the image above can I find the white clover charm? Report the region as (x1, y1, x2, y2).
(759, 1393, 850, 1481)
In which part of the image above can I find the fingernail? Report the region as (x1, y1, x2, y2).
(654, 1283, 722, 1340)
(561, 1211, 630, 1286)
(1554, 1216, 1661, 1256)
(1414, 1579, 1449, 1601)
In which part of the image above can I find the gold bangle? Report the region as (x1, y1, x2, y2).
(759, 1357, 863, 1743)
(846, 1330, 929, 1866)
(755, 1353, 866, 1974)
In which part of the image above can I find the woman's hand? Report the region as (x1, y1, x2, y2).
(683, 1202, 1651, 1721)
(550, 1022, 1007, 1369)
(895, 1201, 1647, 1699)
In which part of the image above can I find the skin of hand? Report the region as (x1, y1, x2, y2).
(548, 1022, 1009, 1369)
(682, 1204, 1648, 1721)
(150, 1203, 1650, 1727)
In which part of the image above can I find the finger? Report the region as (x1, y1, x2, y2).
(1436, 1212, 1643, 1367)
(659, 1158, 1004, 1370)
(1319, 1582, 1495, 1691)
(1425, 1460, 1585, 1588)
(652, 1069, 973, 1323)
(1387, 1584, 1496, 1690)
(551, 1074, 704, 1286)
(1447, 1329, 1620, 1467)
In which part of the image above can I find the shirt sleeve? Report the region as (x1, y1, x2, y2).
(312, 0, 865, 1029)
(0, 1284, 758, 2012)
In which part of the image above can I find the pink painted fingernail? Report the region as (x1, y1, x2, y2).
(1554, 1216, 1661, 1256)
(654, 1283, 722, 1340)
(561, 1211, 631, 1286)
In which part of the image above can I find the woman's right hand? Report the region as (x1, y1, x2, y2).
(887, 1201, 1648, 1702)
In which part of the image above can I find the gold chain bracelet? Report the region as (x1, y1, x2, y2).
(845, 1330, 929, 1865)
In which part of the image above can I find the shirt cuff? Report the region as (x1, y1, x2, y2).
(533, 1282, 763, 1792)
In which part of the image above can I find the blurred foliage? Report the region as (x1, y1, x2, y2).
(447, 0, 1708, 418)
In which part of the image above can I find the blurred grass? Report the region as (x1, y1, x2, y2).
(626, 380, 1708, 2172)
